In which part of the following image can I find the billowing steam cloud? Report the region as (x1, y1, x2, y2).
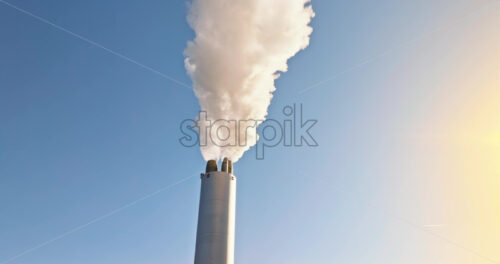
(185, 0, 314, 162)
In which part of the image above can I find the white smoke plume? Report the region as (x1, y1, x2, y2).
(184, 0, 314, 162)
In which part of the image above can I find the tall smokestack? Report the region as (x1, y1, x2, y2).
(194, 158, 236, 264)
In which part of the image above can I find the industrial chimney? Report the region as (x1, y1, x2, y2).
(194, 158, 236, 264)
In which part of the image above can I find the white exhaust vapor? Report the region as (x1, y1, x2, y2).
(185, 0, 315, 162)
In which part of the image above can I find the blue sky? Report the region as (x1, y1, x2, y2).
(1, 0, 499, 263)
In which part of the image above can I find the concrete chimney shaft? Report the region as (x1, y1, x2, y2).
(194, 159, 236, 264)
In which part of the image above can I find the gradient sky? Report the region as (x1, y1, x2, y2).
(1, 0, 499, 263)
